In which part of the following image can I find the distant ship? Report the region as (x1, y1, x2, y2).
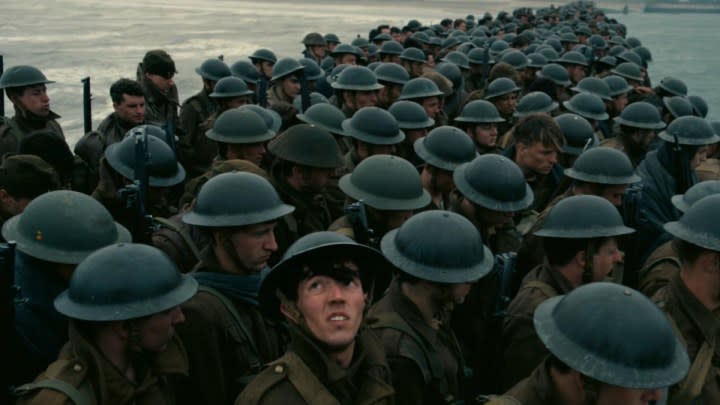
(645, 0, 720, 13)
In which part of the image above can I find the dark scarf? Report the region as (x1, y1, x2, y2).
(192, 268, 268, 307)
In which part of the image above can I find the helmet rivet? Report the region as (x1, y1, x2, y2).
(35, 231, 43, 241)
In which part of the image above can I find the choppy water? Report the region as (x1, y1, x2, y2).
(1, 0, 717, 147)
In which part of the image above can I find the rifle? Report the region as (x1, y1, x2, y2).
(118, 128, 156, 243)
(299, 71, 310, 113)
(0, 55, 4, 117)
(0, 241, 16, 403)
(81, 77, 92, 134)
(257, 77, 268, 108)
(344, 201, 377, 247)
(479, 41, 491, 90)
(165, 114, 177, 155)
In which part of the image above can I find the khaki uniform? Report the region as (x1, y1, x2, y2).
(501, 264, 573, 390)
(137, 60, 180, 128)
(74, 112, 137, 176)
(480, 358, 558, 405)
(175, 249, 286, 405)
(652, 274, 720, 405)
(639, 240, 679, 298)
(267, 85, 298, 131)
(16, 322, 188, 405)
(0, 106, 65, 157)
(236, 325, 394, 405)
(367, 280, 465, 405)
(179, 90, 218, 177)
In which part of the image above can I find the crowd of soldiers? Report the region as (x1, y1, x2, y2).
(1, 0, 719, 403)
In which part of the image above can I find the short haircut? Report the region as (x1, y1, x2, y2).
(543, 237, 589, 267)
(109, 78, 144, 104)
(390, 26, 401, 34)
(513, 113, 566, 150)
(453, 18, 465, 28)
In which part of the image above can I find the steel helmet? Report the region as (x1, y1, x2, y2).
(453, 155, 533, 212)
(564, 147, 641, 185)
(54, 243, 198, 321)
(534, 195, 635, 238)
(414, 126, 477, 171)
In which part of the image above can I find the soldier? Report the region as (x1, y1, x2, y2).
(485, 77, 521, 138)
(301, 32, 327, 64)
(178, 58, 232, 176)
(652, 194, 720, 404)
(341, 106, 404, 172)
(435, 62, 467, 120)
(555, 50, 588, 85)
(368, 210, 496, 404)
(74, 78, 146, 174)
(4, 191, 130, 386)
(92, 127, 185, 241)
(639, 180, 720, 297)
(0, 154, 59, 231)
(205, 109, 276, 167)
(555, 113, 599, 168)
(237, 232, 394, 404)
(398, 77, 445, 126)
(249, 49, 277, 82)
(137, 50, 179, 127)
(176, 172, 294, 404)
(179, 76, 257, 177)
(399, 47, 427, 78)
(330, 154, 430, 246)
(484, 282, 689, 404)
(455, 100, 506, 155)
(375, 62, 410, 109)
(517, 147, 640, 283)
(502, 195, 634, 390)
(530, 63, 572, 104)
(324, 33, 341, 53)
(601, 101, 665, 168)
(268, 124, 345, 256)
(415, 126, 477, 210)
(450, 154, 533, 254)
(465, 48, 495, 94)
(330, 65, 383, 117)
(378, 41, 404, 64)
(0, 65, 65, 157)
(267, 58, 305, 130)
(330, 44, 362, 67)
(15, 243, 198, 405)
(503, 113, 566, 213)
(631, 116, 719, 274)
(389, 100, 434, 166)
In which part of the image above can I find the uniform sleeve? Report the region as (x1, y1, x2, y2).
(387, 356, 430, 405)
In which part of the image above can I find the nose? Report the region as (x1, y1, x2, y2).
(167, 78, 175, 87)
(328, 281, 347, 301)
(643, 388, 663, 401)
(265, 232, 278, 252)
(41, 92, 50, 103)
(490, 126, 498, 136)
(171, 307, 186, 324)
(548, 152, 558, 164)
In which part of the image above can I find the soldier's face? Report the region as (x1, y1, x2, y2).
(516, 141, 559, 176)
(593, 383, 663, 405)
(338, 54, 357, 66)
(145, 72, 174, 93)
(691, 145, 709, 170)
(136, 306, 185, 352)
(493, 93, 518, 116)
(309, 45, 326, 59)
(353, 90, 379, 109)
(409, 62, 425, 78)
(612, 93, 628, 113)
(590, 238, 622, 281)
(114, 94, 145, 125)
(225, 222, 279, 272)
(260, 61, 274, 79)
(598, 184, 628, 208)
(567, 65, 586, 83)
(17, 85, 50, 116)
(294, 271, 366, 350)
(379, 84, 402, 105)
(281, 75, 301, 98)
(470, 123, 499, 148)
(421, 97, 441, 119)
(227, 142, 266, 166)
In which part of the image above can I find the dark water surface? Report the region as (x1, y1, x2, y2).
(1, 0, 716, 146)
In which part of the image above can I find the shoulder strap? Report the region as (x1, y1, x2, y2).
(519, 280, 558, 298)
(197, 285, 261, 368)
(15, 380, 91, 405)
(282, 351, 341, 405)
(665, 316, 714, 405)
(368, 311, 444, 383)
(640, 256, 681, 279)
(153, 217, 202, 261)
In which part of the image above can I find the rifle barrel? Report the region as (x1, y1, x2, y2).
(81, 77, 92, 133)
